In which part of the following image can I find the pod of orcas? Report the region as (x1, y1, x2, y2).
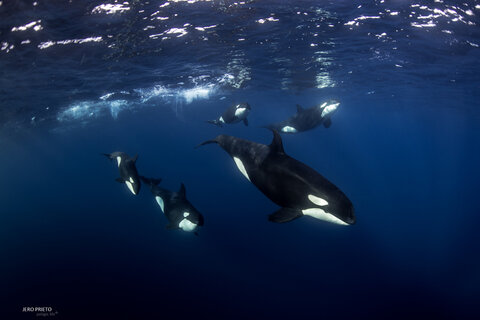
(207, 100, 339, 133)
(103, 152, 204, 234)
(103, 99, 355, 234)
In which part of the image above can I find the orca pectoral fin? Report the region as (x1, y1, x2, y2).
(268, 208, 303, 223)
(115, 177, 124, 183)
(166, 224, 178, 230)
(243, 118, 249, 126)
(195, 139, 218, 149)
(323, 118, 332, 128)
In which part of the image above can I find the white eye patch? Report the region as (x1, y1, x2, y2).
(308, 194, 328, 206)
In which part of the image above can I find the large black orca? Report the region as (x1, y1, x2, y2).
(103, 152, 141, 195)
(141, 177, 204, 233)
(207, 102, 251, 127)
(265, 100, 340, 133)
(198, 131, 355, 225)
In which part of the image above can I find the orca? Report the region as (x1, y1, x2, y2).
(198, 130, 355, 225)
(207, 102, 251, 127)
(103, 152, 141, 195)
(265, 100, 340, 134)
(141, 177, 204, 234)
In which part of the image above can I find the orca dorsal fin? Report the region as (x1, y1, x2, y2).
(178, 183, 186, 197)
(269, 130, 285, 154)
(132, 154, 138, 163)
(296, 104, 304, 113)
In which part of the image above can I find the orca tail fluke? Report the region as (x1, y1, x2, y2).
(206, 119, 223, 127)
(102, 153, 113, 160)
(140, 176, 162, 186)
(261, 124, 277, 131)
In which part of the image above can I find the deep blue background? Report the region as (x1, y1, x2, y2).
(1, 89, 480, 319)
(1, 0, 480, 319)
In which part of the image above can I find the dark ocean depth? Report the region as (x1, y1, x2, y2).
(1, 1, 480, 319)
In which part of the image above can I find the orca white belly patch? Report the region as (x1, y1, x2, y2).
(302, 208, 348, 225)
(308, 194, 328, 206)
(116, 156, 122, 167)
(219, 116, 225, 123)
(233, 157, 250, 181)
(179, 218, 197, 232)
(321, 102, 339, 117)
(125, 180, 136, 194)
(155, 196, 165, 212)
(281, 126, 297, 133)
(235, 107, 247, 117)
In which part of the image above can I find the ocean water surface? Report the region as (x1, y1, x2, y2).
(1, 0, 480, 319)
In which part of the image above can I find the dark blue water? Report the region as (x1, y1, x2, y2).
(1, 1, 480, 319)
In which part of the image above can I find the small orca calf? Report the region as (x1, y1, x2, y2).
(265, 100, 340, 133)
(103, 152, 141, 195)
(207, 102, 251, 127)
(198, 130, 355, 225)
(141, 177, 204, 234)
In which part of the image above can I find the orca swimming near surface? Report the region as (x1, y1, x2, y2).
(265, 100, 340, 133)
(141, 177, 204, 234)
(198, 130, 355, 225)
(103, 152, 141, 195)
(207, 102, 251, 127)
